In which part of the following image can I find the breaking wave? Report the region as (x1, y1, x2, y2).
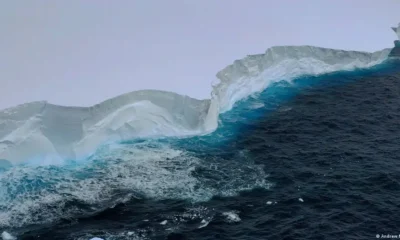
(0, 140, 269, 229)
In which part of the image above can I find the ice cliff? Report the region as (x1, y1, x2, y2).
(0, 46, 392, 164)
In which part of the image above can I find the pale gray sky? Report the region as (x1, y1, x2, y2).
(0, 1, 399, 110)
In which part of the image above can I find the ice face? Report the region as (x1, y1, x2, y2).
(213, 46, 390, 113)
(0, 92, 212, 165)
(0, 46, 391, 165)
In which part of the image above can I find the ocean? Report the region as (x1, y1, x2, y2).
(1, 58, 400, 240)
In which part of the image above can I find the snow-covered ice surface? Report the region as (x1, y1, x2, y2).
(0, 46, 391, 165)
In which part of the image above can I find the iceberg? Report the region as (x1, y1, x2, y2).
(0, 46, 392, 165)
(0, 91, 211, 164)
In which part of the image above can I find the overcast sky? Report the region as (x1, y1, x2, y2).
(0, 1, 399, 110)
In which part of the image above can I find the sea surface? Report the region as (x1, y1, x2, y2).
(2, 59, 400, 239)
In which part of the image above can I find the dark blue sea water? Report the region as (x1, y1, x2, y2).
(3, 59, 400, 240)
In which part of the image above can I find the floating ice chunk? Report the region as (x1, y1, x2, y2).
(266, 201, 273, 205)
(248, 102, 265, 110)
(278, 106, 292, 112)
(222, 211, 241, 223)
(160, 220, 168, 225)
(1, 232, 15, 240)
(299, 198, 304, 202)
(198, 219, 211, 229)
(127, 232, 134, 236)
(89, 238, 104, 240)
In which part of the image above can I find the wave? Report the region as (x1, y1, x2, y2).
(0, 141, 269, 229)
(0, 46, 392, 164)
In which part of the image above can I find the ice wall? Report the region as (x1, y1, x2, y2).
(213, 46, 390, 112)
(0, 46, 392, 164)
(0, 91, 210, 164)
